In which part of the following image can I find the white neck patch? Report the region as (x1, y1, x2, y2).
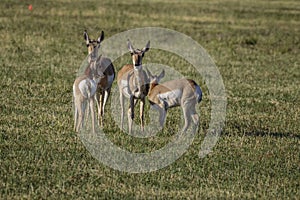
(134, 65, 142, 71)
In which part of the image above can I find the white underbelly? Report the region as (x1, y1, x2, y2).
(120, 79, 131, 98)
(157, 89, 182, 108)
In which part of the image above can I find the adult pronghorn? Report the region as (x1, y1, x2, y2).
(146, 69, 203, 132)
(73, 52, 103, 134)
(117, 40, 150, 134)
(83, 30, 115, 126)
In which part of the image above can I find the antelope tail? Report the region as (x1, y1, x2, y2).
(189, 79, 202, 103)
(195, 84, 202, 103)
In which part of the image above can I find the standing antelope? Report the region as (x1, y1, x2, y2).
(73, 53, 103, 134)
(117, 40, 150, 134)
(84, 30, 115, 126)
(146, 69, 203, 132)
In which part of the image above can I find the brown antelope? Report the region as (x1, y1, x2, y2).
(73, 53, 103, 134)
(117, 40, 150, 134)
(146, 69, 203, 132)
(84, 30, 115, 126)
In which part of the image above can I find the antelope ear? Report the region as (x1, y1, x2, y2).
(84, 30, 90, 46)
(127, 39, 135, 53)
(158, 69, 165, 82)
(97, 31, 104, 44)
(142, 41, 150, 53)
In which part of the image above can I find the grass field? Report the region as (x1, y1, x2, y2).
(1, 0, 299, 199)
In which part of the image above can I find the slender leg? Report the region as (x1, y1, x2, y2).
(127, 108, 132, 134)
(189, 104, 199, 133)
(128, 95, 135, 134)
(82, 100, 87, 129)
(140, 98, 145, 132)
(158, 106, 167, 128)
(101, 89, 110, 126)
(120, 92, 124, 130)
(130, 95, 135, 119)
(94, 94, 100, 126)
(102, 89, 110, 115)
(190, 105, 199, 126)
(74, 99, 78, 132)
(99, 91, 103, 127)
(90, 97, 95, 134)
(182, 103, 192, 133)
(77, 101, 84, 132)
(85, 99, 90, 124)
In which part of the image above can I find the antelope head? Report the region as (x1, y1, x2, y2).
(84, 30, 104, 60)
(146, 68, 165, 92)
(84, 30, 104, 77)
(128, 39, 150, 71)
(86, 49, 104, 82)
(126, 39, 151, 98)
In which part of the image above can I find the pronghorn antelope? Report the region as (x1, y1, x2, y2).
(84, 30, 115, 126)
(146, 69, 203, 132)
(73, 53, 103, 134)
(117, 40, 150, 134)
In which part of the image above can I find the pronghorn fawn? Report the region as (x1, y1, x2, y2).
(146, 69, 203, 132)
(84, 30, 115, 127)
(73, 52, 103, 134)
(117, 40, 150, 134)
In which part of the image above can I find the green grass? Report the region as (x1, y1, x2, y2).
(1, 0, 299, 199)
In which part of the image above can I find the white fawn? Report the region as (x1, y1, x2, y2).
(73, 53, 103, 134)
(146, 69, 203, 132)
(117, 40, 150, 134)
(84, 30, 115, 126)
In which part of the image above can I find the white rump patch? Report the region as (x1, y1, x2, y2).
(79, 79, 97, 98)
(195, 85, 202, 103)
